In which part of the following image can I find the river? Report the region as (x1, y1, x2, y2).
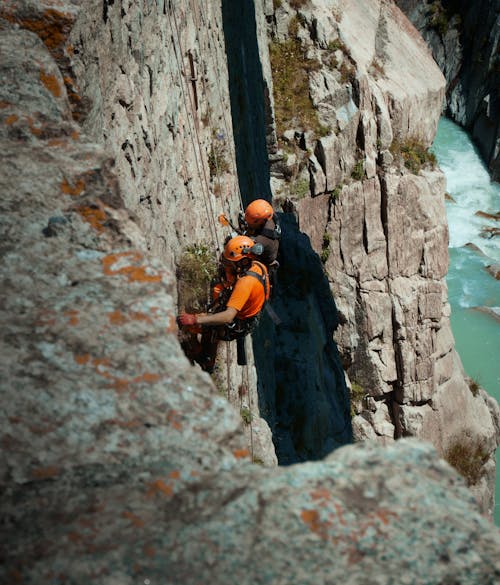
(431, 117, 500, 524)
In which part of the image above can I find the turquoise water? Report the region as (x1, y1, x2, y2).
(431, 117, 500, 524)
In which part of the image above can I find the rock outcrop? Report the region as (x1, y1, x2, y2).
(396, 0, 500, 180)
(1, 1, 500, 582)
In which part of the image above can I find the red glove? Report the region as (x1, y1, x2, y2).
(178, 313, 198, 326)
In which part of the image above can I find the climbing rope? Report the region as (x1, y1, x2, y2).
(169, 2, 257, 462)
(167, 0, 221, 253)
(190, 0, 244, 212)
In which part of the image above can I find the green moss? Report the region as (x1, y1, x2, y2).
(269, 38, 324, 139)
(273, 0, 282, 9)
(240, 406, 252, 425)
(390, 139, 437, 174)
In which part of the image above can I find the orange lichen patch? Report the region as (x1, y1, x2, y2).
(105, 418, 142, 429)
(105, 378, 130, 393)
(169, 470, 181, 480)
(2, 9, 75, 53)
(74, 353, 91, 365)
(375, 508, 398, 526)
(71, 130, 80, 140)
(300, 509, 331, 541)
(0, 101, 11, 109)
(5, 114, 18, 125)
(27, 117, 43, 136)
(147, 479, 174, 498)
(167, 410, 183, 430)
(310, 488, 332, 502)
(233, 448, 250, 459)
(48, 138, 67, 147)
(107, 310, 152, 326)
(40, 68, 62, 98)
(102, 252, 162, 283)
(61, 176, 85, 196)
(64, 309, 79, 326)
(108, 310, 128, 326)
(134, 372, 161, 384)
(122, 511, 145, 528)
(32, 466, 59, 480)
(75, 205, 107, 232)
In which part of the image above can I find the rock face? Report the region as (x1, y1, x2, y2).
(1, 1, 500, 582)
(262, 0, 499, 516)
(396, 0, 500, 180)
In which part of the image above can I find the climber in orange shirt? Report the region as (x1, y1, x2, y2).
(178, 235, 270, 372)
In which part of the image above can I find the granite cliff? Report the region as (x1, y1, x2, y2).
(1, 0, 500, 583)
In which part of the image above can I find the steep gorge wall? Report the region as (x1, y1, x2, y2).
(260, 0, 499, 514)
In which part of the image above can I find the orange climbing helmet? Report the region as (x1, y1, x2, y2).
(244, 199, 273, 228)
(223, 235, 259, 262)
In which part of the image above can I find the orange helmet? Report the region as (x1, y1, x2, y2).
(244, 199, 273, 228)
(223, 235, 256, 262)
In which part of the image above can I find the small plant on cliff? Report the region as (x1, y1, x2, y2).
(390, 138, 437, 175)
(350, 381, 365, 417)
(351, 160, 365, 181)
(468, 377, 481, 397)
(444, 436, 490, 486)
(273, 0, 283, 9)
(321, 232, 331, 264)
(240, 406, 253, 425)
(177, 243, 218, 312)
(207, 134, 229, 179)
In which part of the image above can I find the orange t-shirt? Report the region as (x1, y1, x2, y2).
(226, 262, 269, 319)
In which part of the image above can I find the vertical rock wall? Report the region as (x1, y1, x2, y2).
(263, 0, 499, 515)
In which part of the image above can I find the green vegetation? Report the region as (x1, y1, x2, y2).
(291, 177, 310, 199)
(351, 160, 364, 181)
(350, 381, 365, 417)
(269, 38, 324, 139)
(444, 437, 489, 486)
(428, 1, 449, 36)
(390, 138, 437, 174)
(321, 232, 331, 264)
(208, 137, 229, 178)
(273, 0, 282, 9)
(240, 406, 252, 425)
(177, 243, 218, 312)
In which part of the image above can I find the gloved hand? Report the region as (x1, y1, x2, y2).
(178, 313, 198, 326)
